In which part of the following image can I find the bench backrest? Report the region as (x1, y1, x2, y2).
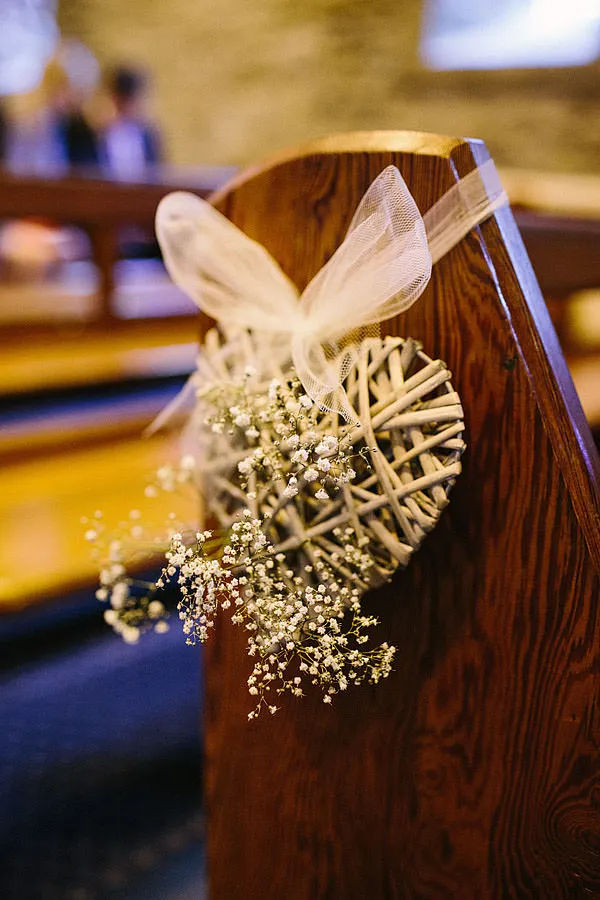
(203, 131, 600, 899)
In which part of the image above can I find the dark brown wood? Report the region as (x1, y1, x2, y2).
(89, 224, 118, 320)
(203, 132, 600, 899)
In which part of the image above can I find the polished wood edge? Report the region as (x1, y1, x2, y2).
(209, 130, 479, 205)
(466, 141, 600, 568)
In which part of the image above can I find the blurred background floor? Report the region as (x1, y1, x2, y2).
(0, 588, 206, 900)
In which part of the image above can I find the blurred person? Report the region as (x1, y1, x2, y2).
(3, 40, 100, 175)
(0, 43, 100, 278)
(55, 38, 101, 170)
(4, 59, 70, 176)
(99, 65, 162, 181)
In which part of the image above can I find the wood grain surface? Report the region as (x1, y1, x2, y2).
(203, 132, 600, 899)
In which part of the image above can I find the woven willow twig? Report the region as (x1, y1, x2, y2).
(195, 329, 466, 595)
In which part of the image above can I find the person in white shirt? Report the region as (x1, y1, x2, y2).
(99, 65, 162, 181)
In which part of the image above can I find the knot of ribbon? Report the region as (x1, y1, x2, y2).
(156, 160, 507, 422)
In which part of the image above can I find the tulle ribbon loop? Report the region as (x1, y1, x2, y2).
(156, 190, 301, 332)
(155, 160, 507, 421)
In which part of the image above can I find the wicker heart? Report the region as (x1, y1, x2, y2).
(197, 330, 465, 595)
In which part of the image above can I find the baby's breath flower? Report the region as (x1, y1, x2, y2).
(291, 448, 309, 464)
(315, 436, 337, 454)
(94, 361, 395, 720)
(283, 481, 298, 499)
(148, 600, 165, 618)
(238, 457, 253, 475)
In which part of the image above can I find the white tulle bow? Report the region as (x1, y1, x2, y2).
(156, 160, 506, 421)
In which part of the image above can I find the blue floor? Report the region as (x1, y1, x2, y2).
(0, 591, 206, 899)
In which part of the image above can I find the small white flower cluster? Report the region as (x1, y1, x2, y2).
(92, 366, 396, 718)
(144, 454, 197, 497)
(158, 510, 396, 719)
(202, 372, 357, 505)
(85, 511, 170, 643)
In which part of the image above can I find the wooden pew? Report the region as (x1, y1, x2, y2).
(0, 324, 197, 613)
(500, 166, 600, 220)
(511, 210, 600, 427)
(0, 363, 200, 612)
(3, 164, 596, 334)
(202, 132, 600, 898)
(0, 429, 184, 611)
(3, 159, 600, 620)
(514, 210, 600, 299)
(500, 167, 600, 337)
(0, 166, 234, 324)
(0, 318, 197, 396)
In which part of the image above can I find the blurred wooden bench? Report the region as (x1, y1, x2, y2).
(202, 132, 600, 898)
(0, 317, 197, 397)
(0, 165, 235, 324)
(513, 210, 600, 300)
(0, 427, 187, 612)
(0, 321, 197, 613)
(0, 169, 228, 614)
(500, 168, 600, 428)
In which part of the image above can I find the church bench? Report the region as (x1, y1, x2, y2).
(513, 210, 600, 300)
(0, 316, 198, 612)
(499, 168, 600, 429)
(501, 166, 600, 335)
(0, 383, 188, 463)
(0, 165, 235, 323)
(514, 211, 600, 429)
(0, 426, 189, 612)
(500, 166, 600, 220)
(0, 318, 197, 396)
(201, 131, 600, 899)
(3, 158, 600, 613)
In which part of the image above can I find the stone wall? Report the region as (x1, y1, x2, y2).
(58, 0, 600, 172)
